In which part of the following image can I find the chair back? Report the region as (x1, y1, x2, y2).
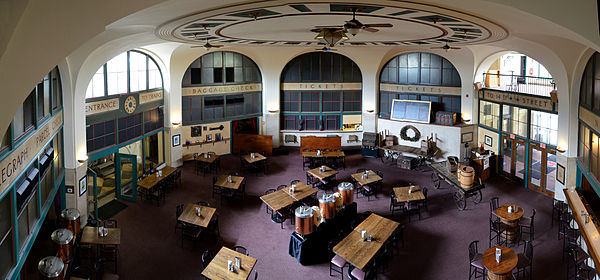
(291, 179, 301, 185)
(208, 151, 216, 156)
(212, 176, 217, 185)
(104, 219, 117, 228)
(233, 246, 249, 256)
(254, 271, 258, 280)
(277, 185, 287, 190)
(176, 204, 184, 217)
(229, 171, 239, 176)
(201, 250, 213, 267)
(422, 187, 429, 199)
(490, 197, 499, 211)
(524, 240, 533, 260)
(530, 209, 536, 225)
(376, 171, 384, 178)
(356, 168, 367, 173)
(265, 188, 276, 195)
(196, 201, 211, 207)
(468, 240, 479, 261)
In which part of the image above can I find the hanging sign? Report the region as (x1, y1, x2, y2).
(483, 89, 554, 112)
(282, 83, 362, 91)
(139, 90, 163, 104)
(85, 98, 119, 115)
(0, 111, 63, 195)
(182, 83, 261, 96)
(379, 83, 461, 95)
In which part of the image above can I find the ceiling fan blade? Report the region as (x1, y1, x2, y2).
(363, 27, 379, 32)
(363, 23, 393, 28)
(450, 47, 461, 49)
(212, 45, 224, 48)
(314, 25, 344, 28)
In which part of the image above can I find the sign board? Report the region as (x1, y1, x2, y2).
(282, 83, 362, 91)
(139, 90, 164, 104)
(483, 89, 554, 112)
(580, 106, 600, 134)
(85, 98, 119, 115)
(390, 99, 431, 123)
(0, 111, 63, 195)
(182, 83, 262, 96)
(379, 83, 461, 96)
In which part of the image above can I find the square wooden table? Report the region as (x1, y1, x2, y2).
(307, 166, 338, 180)
(334, 213, 398, 270)
(197, 153, 219, 164)
(178, 204, 216, 228)
(260, 189, 297, 212)
(351, 170, 382, 186)
(282, 182, 317, 201)
(393, 185, 425, 203)
(202, 246, 257, 280)
(80, 226, 121, 245)
(241, 153, 266, 164)
(137, 166, 177, 190)
(214, 175, 245, 190)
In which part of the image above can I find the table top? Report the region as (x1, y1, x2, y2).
(202, 246, 257, 280)
(80, 227, 121, 245)
(483, 246, 518, 275)
(260, 189, 297, 212)
(301, 151, 345, 158)
(215, 175, 245, 190)
(496, 204, 524, 222)
(351, 170, 382, 186)
(393, 185, 425, 203)
(282, 182, 316, 201)
(197, 153, 219, 164)
(333, 213, 399, 270)
(241, 153, 266, 164)
(137, 166, 177, 190)
(307, 166, 338, 180)
(178, 204, 216, 228)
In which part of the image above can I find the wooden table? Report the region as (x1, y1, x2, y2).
(483, 246, 517, 280)
(301, 151, 345, 158)
(241, 153, 266, 164)
(260, 189, 297, 212)
(393, 185, 425, 203)
(333, 213, 399, 270)
(307, 166, 338, 180)
(178, 204, 216, 228)
(282, 182, 317, 201)
(496, 204, 524, 243)
(202, 246, 257, 280)
(137, 166, 177, 190)
(197, 153, 219, 164)
(351, 170, 382, 186)
(214, 175, 245, 190)
(80, 227, 121, 245)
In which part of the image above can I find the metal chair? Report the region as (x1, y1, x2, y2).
(329, 240, 348, 279)
(291, 179, 301, 185)
(233, 245, 249, 256)
(175, 204, 184, 233)
(515, 240, 533, 280)
(264, 189, 276, 214)
(212, 176, 223, 198)
(552, 198, 567, 226)
(489, 217, 507, 247)
(201, 249, 213, 269)
(276, 184, 287, 190)
(519, 209, 536, 244)
(490, 197, 500, 220)
(271, 211, 287, 229)
(468, 240, 485, 280)
(389, 191, 404, 216)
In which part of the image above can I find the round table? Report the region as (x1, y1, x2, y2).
(483, 246, 518, 280)
(496, 204, 523, 243)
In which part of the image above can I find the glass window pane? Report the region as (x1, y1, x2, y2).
(148, 59, 162, 89)
(86, 66, 105, 99)
(106, 53, 128, 95)
(129, 52, 147, 92)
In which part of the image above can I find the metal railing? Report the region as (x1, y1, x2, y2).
(483, 72, 555, 97)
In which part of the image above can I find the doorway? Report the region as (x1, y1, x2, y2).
(528, 144, 556, 196)
(501, 135, 526, 182)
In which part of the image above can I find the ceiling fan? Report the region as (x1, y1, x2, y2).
(431, 40, 461, 51)
(313, 7, 393, 36)
(190, 34, 224, 50)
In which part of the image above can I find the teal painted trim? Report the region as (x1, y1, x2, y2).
(87, 128, 164, 162)
(281, 112, 359, 116)
(9, 188, 17, 280)
(576, 158, 600, 196)
(182, 113, 263, 126)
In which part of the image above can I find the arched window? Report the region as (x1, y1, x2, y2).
(579, 52, 600, 179)
(379, 52, 461, 119)
(280, 52, 362, 131)
(181, 51, 262, 124)
(85, 50, 163, 99)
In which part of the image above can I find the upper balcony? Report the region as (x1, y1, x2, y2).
(483, 71, 555, 97)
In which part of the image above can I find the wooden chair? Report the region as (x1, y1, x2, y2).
(468, 240, 485, 280)
(519, 209, 536, 244)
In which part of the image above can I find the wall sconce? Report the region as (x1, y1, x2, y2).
(556, 146, 566, 153)
(77, 155, 89, 163)
(366, 109, 375, 114)
(172, 122, 181, 128)
(268, 109, 279, 113)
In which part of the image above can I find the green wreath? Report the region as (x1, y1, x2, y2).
(400, 125, 421, 142)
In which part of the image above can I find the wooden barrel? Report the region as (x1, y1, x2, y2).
(38, 256, 64, 280)
(337, 182, 354, 205)
(319, 194, 336, 220)
(51, 229, 74, 263)
(458, 165, 475, 189)
(60, 208, 81, 235)
(294, 206, 314, 235)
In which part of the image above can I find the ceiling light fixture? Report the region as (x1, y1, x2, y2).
(315, 28, 348, 47)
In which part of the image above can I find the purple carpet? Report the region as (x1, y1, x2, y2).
(111, 148, 564, 279)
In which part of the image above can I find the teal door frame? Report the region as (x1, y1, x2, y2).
(87, 168, 99, 218)
(115, 153, 137, 201)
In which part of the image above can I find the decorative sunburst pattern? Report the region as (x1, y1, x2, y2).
(156, 1, 507, 47)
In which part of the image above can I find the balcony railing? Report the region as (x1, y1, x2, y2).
(483, 72, 555, 97)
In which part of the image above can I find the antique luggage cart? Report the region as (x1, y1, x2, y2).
(429, 161, 484, 210)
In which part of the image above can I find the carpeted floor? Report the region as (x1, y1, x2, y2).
(110, 148, 564, 280)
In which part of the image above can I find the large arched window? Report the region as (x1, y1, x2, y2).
(379, 52, 461, 119)
(86, 50, 163, 99)
(579, 52, 600, 180)
(181, 51, 262, 124)
(280, 52, 362, 131)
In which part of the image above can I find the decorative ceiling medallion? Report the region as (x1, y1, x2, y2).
(124, 96, 137, 114)
(156, 1, 508, 47)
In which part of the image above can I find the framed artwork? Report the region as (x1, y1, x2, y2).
(79, 176, 87, 197)
(557, 163, 565, 185)
(172, 134, 181, 147)
(484, 135, 493, 147)
(461, 132, 473, 143)
(206, 134, 212, 142)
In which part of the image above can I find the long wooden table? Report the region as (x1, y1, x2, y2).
(202, 246, 257, 280)
(80, 226, 121, 245)
(301, 151, 345, 158)
(137, 166, 177, 190)
(393, 185, 425, 203)
(350, 170, 382, 186)
(178, 204, 216, 228)
(260, 182, 316, 212)
(282, 182, 317, 201)
(333, 213, 399, 270)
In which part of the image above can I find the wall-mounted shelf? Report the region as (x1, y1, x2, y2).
(183, 138, 230, 148)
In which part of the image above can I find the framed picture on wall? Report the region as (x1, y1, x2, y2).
(461, 132, 473, 143)
(557, 163, 565, 185)
(172, 134, 181, 147)
(484, 135, 493, 147)
(79, 176, 87, 197)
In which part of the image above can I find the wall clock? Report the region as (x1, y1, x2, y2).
(124, 96, 137, 114)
